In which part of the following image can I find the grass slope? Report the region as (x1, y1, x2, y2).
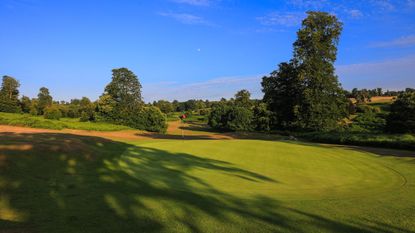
(0, 112, 132, 131)
(0, 133, 414, 233)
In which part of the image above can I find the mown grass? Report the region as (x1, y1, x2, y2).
(0, 134, 414, 233)
(0, 112, 132, 131)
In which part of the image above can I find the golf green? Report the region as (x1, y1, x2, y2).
(0, 133, 414, 233)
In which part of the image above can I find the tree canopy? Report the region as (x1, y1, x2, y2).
(262, 11, 347, 131)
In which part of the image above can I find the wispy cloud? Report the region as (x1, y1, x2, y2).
(336, 55, 415, 90)
(257, 12, 305, 27)
(143, 75, 263, 102)
(370, 35, 415, 48)
(346, 9, 363, 19)
(288, 0, 329, 9)
(158, 12, 213, 26)
(370, 0, 395, 11)
(172, 0, 211, 6)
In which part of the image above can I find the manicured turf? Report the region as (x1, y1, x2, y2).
(0, 133, 414, 233)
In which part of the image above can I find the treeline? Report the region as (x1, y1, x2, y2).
(207, 11, 415, 135)
(0, 68, 167, 132)
(345, 88, 414, 103)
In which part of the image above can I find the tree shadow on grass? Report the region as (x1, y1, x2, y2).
(0, 132, 413, 233)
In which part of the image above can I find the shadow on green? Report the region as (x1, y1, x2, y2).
(0, 132, 413, 233)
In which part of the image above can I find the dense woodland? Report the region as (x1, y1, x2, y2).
(0, 12, 414, 139)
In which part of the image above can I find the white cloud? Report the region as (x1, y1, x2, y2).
(158, 12, 213, 26)
(172, 0, 211, 6)
(370, 35, 415, 48)
(257, 12, 305, 27)
(336, 55, 415, 90)
(142, 75, 263, 102)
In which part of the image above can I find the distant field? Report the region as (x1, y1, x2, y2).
(349, 96, 395, 104)
(0, 112, 132, 131)
(0, 133, 414, 233)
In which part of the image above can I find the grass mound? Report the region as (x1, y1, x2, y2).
(0, 134, 414, 233)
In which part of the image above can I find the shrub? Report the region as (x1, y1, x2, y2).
(355, 104, 380, 114)
(208, 103, 253, 131)
(123, 107, 167, 133)
(44, 106, 62, 120)
(227, 107, 253, 131)
(0, 98, 21, 113)
(386, 92, 415, 133)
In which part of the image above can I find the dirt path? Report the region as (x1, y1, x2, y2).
(0, 121, 233, 141)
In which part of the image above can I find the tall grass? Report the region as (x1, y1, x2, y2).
(0, 112, 132, 131)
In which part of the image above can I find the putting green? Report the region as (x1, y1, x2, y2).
(124, 140, 406, 200)
(1, 133, 414, 233)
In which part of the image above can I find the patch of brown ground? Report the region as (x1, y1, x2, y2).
(0, 122, 413, 157)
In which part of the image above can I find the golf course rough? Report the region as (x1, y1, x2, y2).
(0, 134, 414, 233)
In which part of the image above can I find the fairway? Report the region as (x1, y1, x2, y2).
(1, 132, 414, 233)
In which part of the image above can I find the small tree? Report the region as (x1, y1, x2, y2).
(234, 89, 253, 108)
(37, 87, 53, 115)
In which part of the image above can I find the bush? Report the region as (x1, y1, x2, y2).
(299, 131, 415, 150)
(386, 92, 415, 133)
(355, 104, 380, 114)
(124, 107, 167, 133)
(0, 98, 21, 113)
(79, 110, 95, 122)
(44, 106, 62, 120)
(208, 103, 253, 131)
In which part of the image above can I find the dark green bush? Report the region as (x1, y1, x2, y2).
(386, 92, 415, 133)
(208, 103, 253, 131)
(124, 107, 167, 133)
(0, 98, 21, 113)
(44, 106, 62, 120)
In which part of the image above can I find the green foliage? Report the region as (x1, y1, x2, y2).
(386, 92, 415, 133)
(208, 102, 253, 131)
(0, 112, 132, 131)
(0, 75, 20, 101)
(253, 103, 273, 131)
(43, 105, 62, 120)
(0, 76, 21, 113)
(104, 68, 143, 119)
(78, 97, 95, 122)
(234, 89, 253, 108)
(262, 11, 347, 131)
(226, 107, 253, 131)
(124, 107, 167, 133)
(98, 68, 165, 132)
(300, 131, 415, 150)
(37, 87, 53, 115)
(20, 96, 32, 113)
(154, 100, 174, 114)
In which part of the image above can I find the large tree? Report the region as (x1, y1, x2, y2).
(0, 76, 21, 113)
(262, 11, 347, 131)
(103, 68, 143, 119)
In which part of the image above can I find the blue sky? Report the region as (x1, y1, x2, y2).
(1, 0, 415, 102)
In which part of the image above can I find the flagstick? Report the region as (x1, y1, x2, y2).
(181, 120, 184, 139)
